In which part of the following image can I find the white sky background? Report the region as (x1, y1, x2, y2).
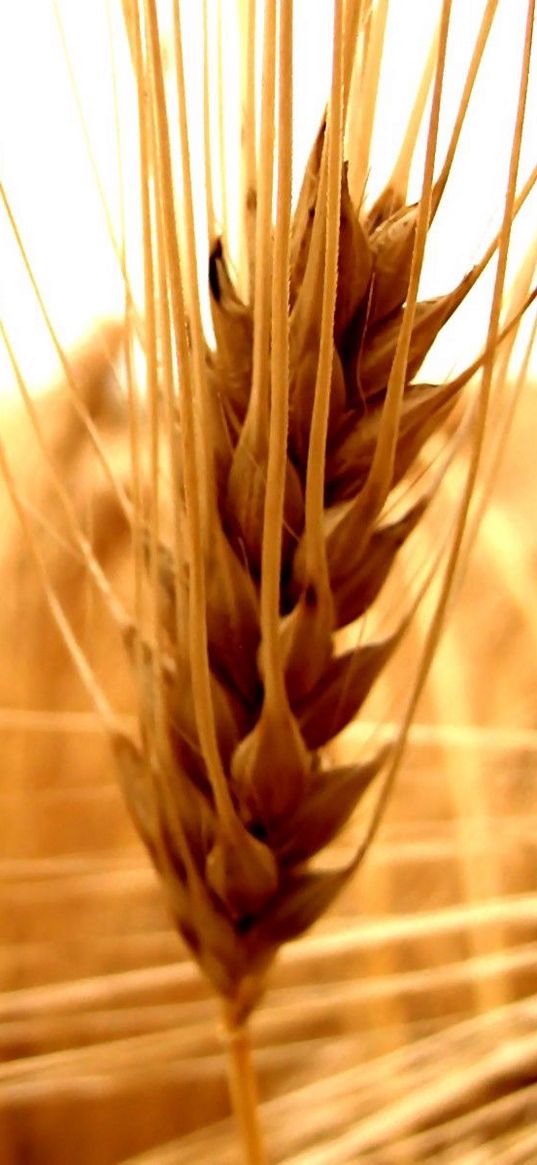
(1, 0, 536, 396)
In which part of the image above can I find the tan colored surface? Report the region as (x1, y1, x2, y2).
(0, 364, 536, 1163)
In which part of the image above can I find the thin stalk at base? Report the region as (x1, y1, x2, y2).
(222, 1003, 267, 1165)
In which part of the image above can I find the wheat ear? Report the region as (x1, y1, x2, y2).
(2, 1, 537, 1162)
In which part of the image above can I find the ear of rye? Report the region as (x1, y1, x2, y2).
(2, 0, 536, 1035)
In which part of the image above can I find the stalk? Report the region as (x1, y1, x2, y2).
(222, 1004, 267, 1165)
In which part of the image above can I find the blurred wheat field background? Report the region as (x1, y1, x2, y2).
(1, 2, 537, 1163)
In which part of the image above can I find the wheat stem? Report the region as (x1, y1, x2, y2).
(133, 0, 165, 759)
(348, 0, 389, 207)
(203, 0, 217, 246)
(342, 0, 364, 119)
(222, 1004, 267, 1165)
(248, 0, 277, 442)
(172, 0, 217, 528)
(261, 0, 293, 712)
(239, 0, 257, 302)
(128, 0, 162, 760)
(304, 0, 344, 588)
(217, 0, 230, 250)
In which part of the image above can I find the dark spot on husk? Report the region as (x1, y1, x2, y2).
(162, 825, 188, 884)
(170, 850, 188, 885)
(249, 820, 269, 843)
(145, 837, 161, 872)
(209, 239, 223, 301)
(179, 921, 201, 954)
(304, 581, 318, 609)
(235, 913, 256, 935)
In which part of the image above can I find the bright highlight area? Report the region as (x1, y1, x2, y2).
(1, 1, 536, 393)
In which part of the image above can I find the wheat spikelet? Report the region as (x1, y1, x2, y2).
(1, 1, 537, 1161)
